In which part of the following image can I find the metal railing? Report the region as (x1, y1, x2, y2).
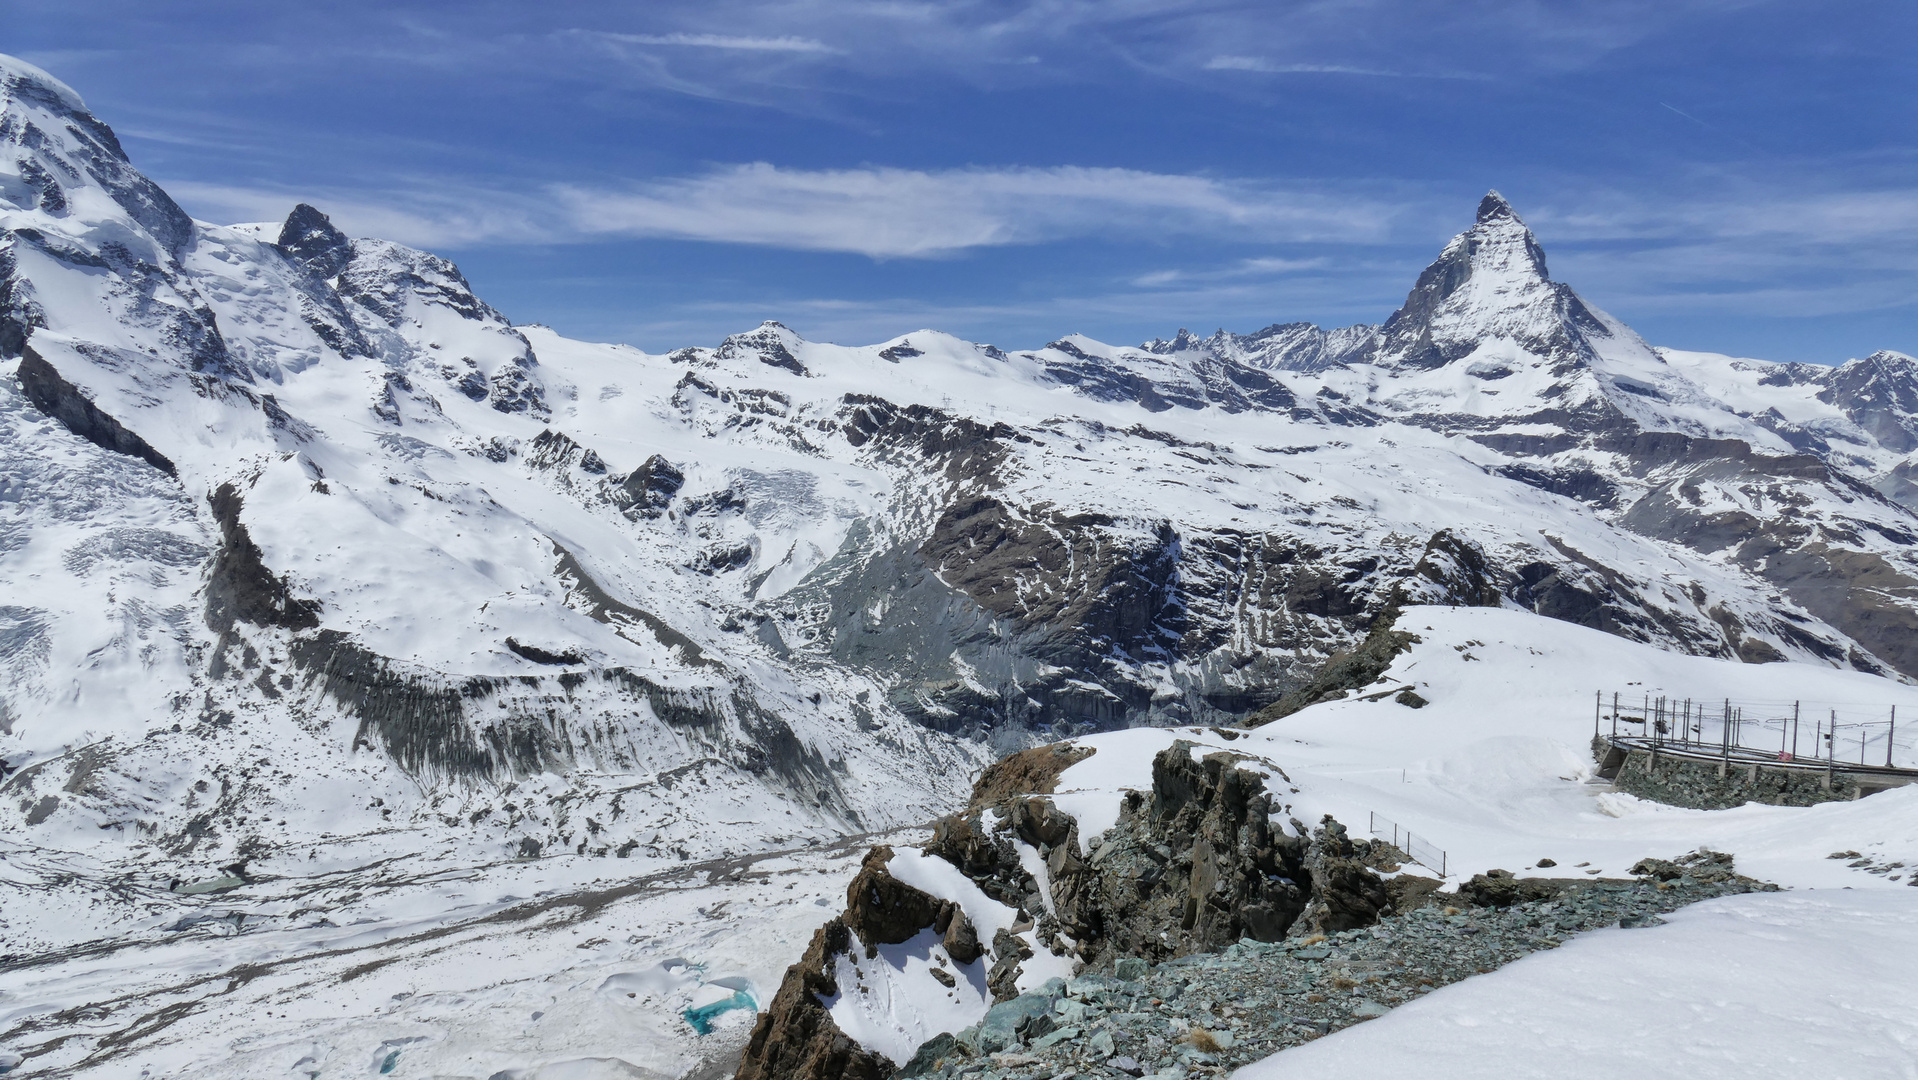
(1596, 691, 1908, 770)
(1368, 811, 1447, 877)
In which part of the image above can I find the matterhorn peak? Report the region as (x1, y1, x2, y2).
(1371, 191, 1609, 375)
(1476, 189, 1520, 225)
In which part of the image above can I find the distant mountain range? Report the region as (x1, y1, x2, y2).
(3, 50, 1916, 879)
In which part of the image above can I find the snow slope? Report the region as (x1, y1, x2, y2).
(1234, 889, 1918, 1080)
(1238, 605, 1918, 889)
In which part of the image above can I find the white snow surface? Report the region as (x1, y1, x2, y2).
(1233, 890, 1918, 1080)
(823, 928, 992, 1067)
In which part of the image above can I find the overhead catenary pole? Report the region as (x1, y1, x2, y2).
(1792, 701, 1800, 761)
(1613, 692, 1619, 737)
(1891, 706, 1898, 769)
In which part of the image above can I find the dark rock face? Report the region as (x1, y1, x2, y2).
(16, 342, 177, 477)
(918, 497, 1183, 667)
(812, 411, 1424, 738)
(737, 847, 975, 1080)
(843, 846, 947, 957)
(719, 323, 809, 376)
(275, 203, 353, 280)
(1403, 529, 1506, 609)
(612, 454, 685, 518)
(1821, 351, 1918, 453)
(735, 917, 895, 1080)
(503, 638, 584, 666)
(0, 234, 41, 358)
(925, 743, 1404, 974)
(1246, 616, 1420, 726)
(205, 483, 322, 635)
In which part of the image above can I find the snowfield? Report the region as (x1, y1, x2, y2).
(1244, 606, 1918, 891)
(1234, 889, 1918, 1080)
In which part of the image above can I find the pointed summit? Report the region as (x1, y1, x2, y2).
(1477, 189, 1520, 224)
(276, 203, 353, 280)
(1371, 192, 1605, 374)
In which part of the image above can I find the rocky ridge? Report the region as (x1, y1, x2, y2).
(898, 851, 1771, 1080)
(734, 732, 1779, 1080)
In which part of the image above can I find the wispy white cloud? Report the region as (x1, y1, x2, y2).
(160, 166, 1918, 342)
(1203, 55, 1492, 80)
(584, 31, 839, 54)
(554, 163, 1398, 257)
(163, 180, 548, 250)
(1132, 255, 1330, 287)
(160, 166, 1403, 256)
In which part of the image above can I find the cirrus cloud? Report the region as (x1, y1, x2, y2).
(553, 163, 1400, 258)
(582, 31, 839, 54)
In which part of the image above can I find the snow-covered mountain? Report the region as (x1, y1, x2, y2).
(6, 48, 1918, 859)
(3, 50, 1918, 1076)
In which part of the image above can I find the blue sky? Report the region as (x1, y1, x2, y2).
(9, 1, 1915, 361)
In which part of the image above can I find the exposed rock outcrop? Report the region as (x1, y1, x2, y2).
(737, 846, 978, 1080)
(1246, 615, 1421, 725)
(740, 742, 1422, 1079)
(16, 341, 177, 477)
(734, 915, 894, 1080)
